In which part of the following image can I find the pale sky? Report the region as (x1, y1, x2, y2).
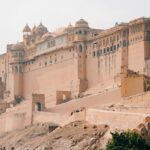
(0, 0, 149, 53)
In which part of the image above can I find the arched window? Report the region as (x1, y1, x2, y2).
(63, 94, 67, 101)
(15, 66, 18, 73)
(147, 87, 150, 92)
(93, 51, 96, 57)
(79, 44, 83, 53)
(117, 44, 120, 49)
(123, 40, 126, 47)
(79, 30, 82, 34)
(107, 47, 110, 53)
(19, 66, 23, 73)
(103, 48, 106, 54)
(113, 45, 116, 51)
(35, 102, 42, 111)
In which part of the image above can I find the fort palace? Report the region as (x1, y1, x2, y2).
(0, 17, 150, 133)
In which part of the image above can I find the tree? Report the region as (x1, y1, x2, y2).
(106, 130, 150, 150)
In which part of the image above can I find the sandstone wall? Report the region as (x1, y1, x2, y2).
(33, 112, 69, 126)
(123, 91, 150, 102)
(86, 48, 122, 90)
(86, 109, 149, 130)
(121, 76, 144, 97)
(0, 101, 32, 133)
(128, 42, 145, 73)
(23, 57, 77, 108)
(33, 110, 86, 126)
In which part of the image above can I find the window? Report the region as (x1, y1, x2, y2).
(110, 46, 113, 51)
(107, 47, 110, 53)
(15, 66, 18, 73)
(79, 30, 82, 34)
(93, 43, 97, 48)
(97, 50, 99, 56)
(99, 50, 102, 55)
(45, 62, 47, 66)
(79, 44, 83, 53)
(120, 41, 122, 47)
(123, 40, 127, 47)
(117, 35, 119, 41)
(117, 44, 120, 49)
(110, 37, 112, 42)
(103, 39, 105, 45)
(106, 38, 109, 44)
(19, 52, 22, 57)
(93, 51, 96, 57)
(99, 41, 102, 46)
(113, 36, 116, 41)
(19, 66, 23, 73)
(103, 48, 106, 54)
(47, 42, 51, 48)
(94, 33, 98, 36)
(123, 31, 126, 37)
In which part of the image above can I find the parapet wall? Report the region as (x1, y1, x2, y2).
(33, 112, 69, 126)
(33, 110, 86, 126)
(0, 111, 26, 133)
(0, 106, 149, 134)
(32, 108, 149, 130)
(86, 109, 149, 130)
(123, 91, 150, 102)
(0, 100, 32, 133)
(1, 90, 150, 134)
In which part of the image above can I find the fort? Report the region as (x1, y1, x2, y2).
(0, 17, 150, 134)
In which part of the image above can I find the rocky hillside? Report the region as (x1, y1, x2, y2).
(0, 121, 109, 150)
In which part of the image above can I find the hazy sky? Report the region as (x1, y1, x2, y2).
(0, 0, 149, 53)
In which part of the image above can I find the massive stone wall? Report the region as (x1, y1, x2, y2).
(86, 109, 149, 130)
(23, 56, 77, 107)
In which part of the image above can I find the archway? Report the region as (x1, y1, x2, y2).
(35, 102, 42, 111)
(147, 87, 150, 92)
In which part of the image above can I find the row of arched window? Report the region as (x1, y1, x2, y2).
(130, 25, 143, 34)
(12, 51, 24, 58)
(75, 30, 88, 35)
(92, 36, 120, 48)
(92, 41, 128, 57)
(12, 65, 23, 73)
(130, 35, 143, 44)
(23, 52, 75, 72)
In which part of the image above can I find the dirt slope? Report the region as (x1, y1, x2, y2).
(0, 121, 109, 150)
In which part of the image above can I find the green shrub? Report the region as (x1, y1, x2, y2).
(106, 130, 150, 150)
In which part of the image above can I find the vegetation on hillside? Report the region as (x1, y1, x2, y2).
(106, 130, 150, 150)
